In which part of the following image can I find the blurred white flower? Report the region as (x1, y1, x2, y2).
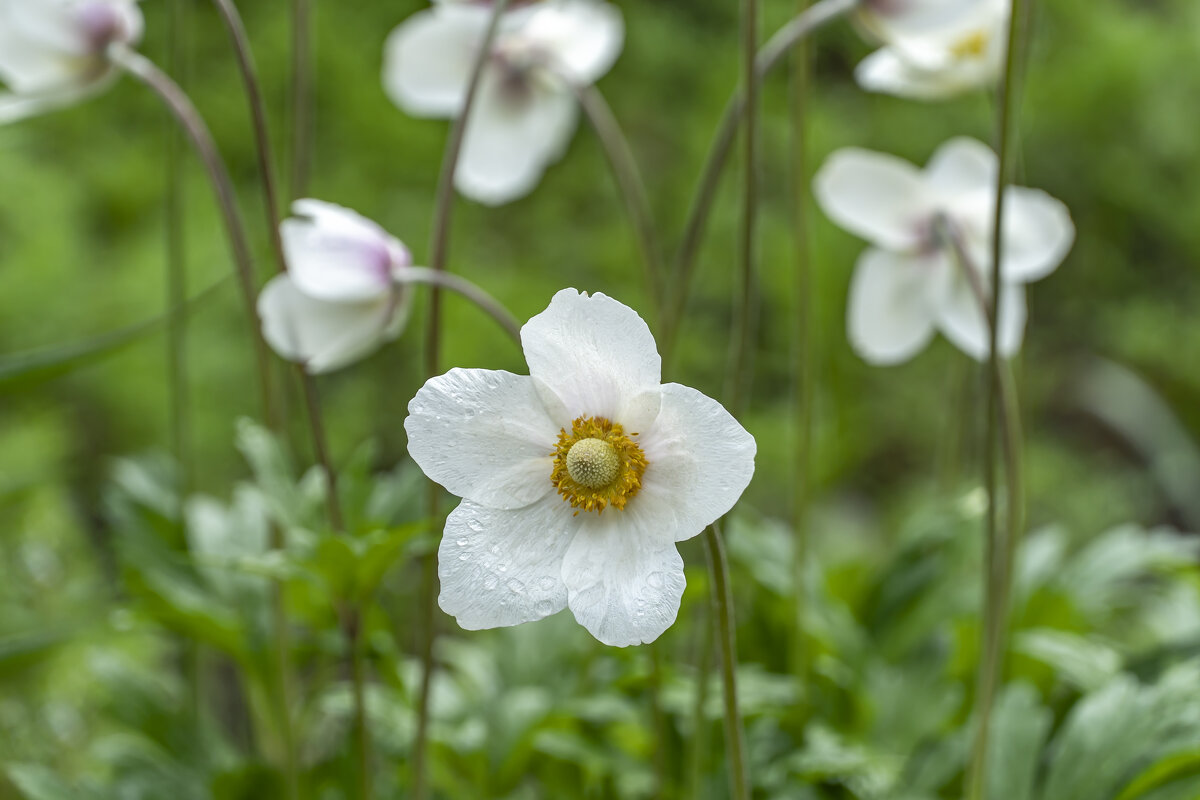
(258, 200, 414, 374)
(0, 0, 142, 124)
(383, 0, 624, 205)
(405, 289, 756, 647)
(814, 137, 1075, 364)
(856, 0, 1007, 100)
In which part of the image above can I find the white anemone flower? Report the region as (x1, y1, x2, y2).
(814, 137, 1075, 364)
(855, 0, 1008, 100)
(0, 0, 142, 124)
(405, 289, 756, 647)
(258, 200, 414, 374)
(383, 0, 624, 205)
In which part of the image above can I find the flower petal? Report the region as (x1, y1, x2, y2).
(0, 80, 102, 124)
(438, 495, 577, 630)
(455, 68, 578, 205)
(382, 5, 485, 118)
(855, 45, 986, 101)
(521, 289, 662, 427)
(257, 274, 396, 373)
(935, 277, 1026, 361)
(562, 507, 686, 647)
(405, 368, 559, 509)
(636, 383, 756, 542)
(957, 187, 1075, 284)
(925, 136, 996, 199)
(282, 200, 403, 303)
(525, 0, 624, 84)
(814, 148, 931, 250)
(846, 248, 949, 365)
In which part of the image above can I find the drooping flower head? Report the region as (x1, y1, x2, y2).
(855, 0, 1008, 100)
(405, 290, 756, 647)
(0, 0, 142, 124)
(258, 200, 414, 374)
(383, 0, 624, 205)
(814, 137, 1074, 364)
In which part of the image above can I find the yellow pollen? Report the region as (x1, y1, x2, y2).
(950, 30, 989, 59)
(566, 438, 620, 488)
(551, 416, 647, 515)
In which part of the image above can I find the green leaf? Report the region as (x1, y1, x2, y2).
(988, 683, 1052, 800)
(1116, 750, 1200, 800)
(1014, 629, 1123, 692)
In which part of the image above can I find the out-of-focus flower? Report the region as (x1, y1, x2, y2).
(0, 0, 143, 124)
(814, 137, 1075, 364)
(404, 289, 756, 647)
(258, 200, 414, 374)
(855, 0, 1007, 100)
(383, 0, 624, 205)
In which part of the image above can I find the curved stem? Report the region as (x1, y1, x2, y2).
(661, 0, 858, 366)
(109, 45, 275, 426)
(108, 44, 298, 797)
(703, 525, 749, 800)
(393, 267, 522, 344)
(211, 0, 347, 540)
(289, 0, 313, 199)
(210, 0, 287, 276)
(571, 83, 665, 316)
(414, 4, 511, 798)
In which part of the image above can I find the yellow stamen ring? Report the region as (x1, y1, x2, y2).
(551, 416, 647, 515)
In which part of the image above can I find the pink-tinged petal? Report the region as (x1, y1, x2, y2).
(382, 5, 487, 118)
(814, 148, 932, 251)
(437, 495, 578, 630)
(257, 274, 397, 374)
(455, 68, 578, 205)
(282, 200, 402, 303)
(636, 383, 756, 542)
(521, 289, 661, 427)
(935, 277, 1026, 361)
(405, 368, 559, 510)
(562, 504, 686, 647)
(847, 248, 950, 364)
(526, 0, 624, 84)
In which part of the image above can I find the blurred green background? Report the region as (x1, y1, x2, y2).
(2, 0, 1200, 797)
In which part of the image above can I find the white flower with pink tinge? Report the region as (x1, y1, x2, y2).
(0, 0, 142, 123)
(258, 200, 414, 374)
(404, 289, 756, 647)
(856, 0, 1008, 100)
(814, 137, 1075, 364)
(383, 0, 624, 205)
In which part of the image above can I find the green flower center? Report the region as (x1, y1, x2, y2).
(565, 438, 620, 489)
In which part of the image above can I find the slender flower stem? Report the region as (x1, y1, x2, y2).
(725, 0, 760, 415)
(108, 43, 299, 797)
(414, 3, 511, 798)
(687, 608, 714, 800)
(345, 608, 372, 800)
(290, 0, 313, 199)
(703, 525, 749, 800)
(660, 0, 858, 366)
(392, 267, 522, 344)
(958, 0, 1032, 781)
(788, 0, 815, 688)
(209, 0, 346, 539)
(109, 45, 276, 426)
(571, 83, 665, 315)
